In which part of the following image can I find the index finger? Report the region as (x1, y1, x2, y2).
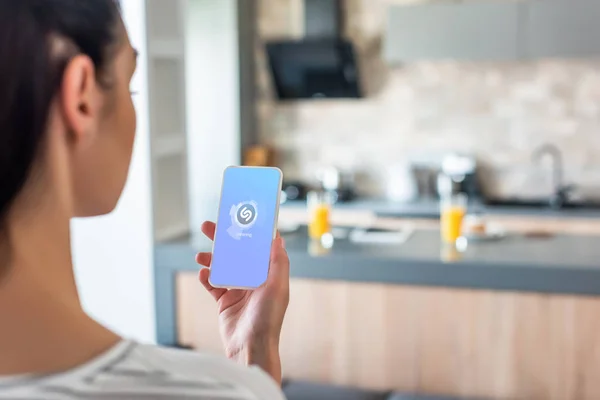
(201, 221, 216, 241)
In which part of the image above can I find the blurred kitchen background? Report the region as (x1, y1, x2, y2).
(75, 1, 600, 400)
(255, 0, 600, 207)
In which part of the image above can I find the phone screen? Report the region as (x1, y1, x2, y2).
(209, 166, 283, 289)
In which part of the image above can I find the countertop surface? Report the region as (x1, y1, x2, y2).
(156, 226, 600, 297)
(153, 199, 600, 345)
(280, 198, 600, 219)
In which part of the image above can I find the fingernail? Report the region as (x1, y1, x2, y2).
(281, 237, 286, 248)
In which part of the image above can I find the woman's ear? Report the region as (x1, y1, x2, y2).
(59, 55, 101, 147)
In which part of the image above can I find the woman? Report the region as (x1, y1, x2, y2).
(0, 1, 289, 399)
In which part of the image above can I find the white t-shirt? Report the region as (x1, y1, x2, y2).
(0, 340, 285, 399)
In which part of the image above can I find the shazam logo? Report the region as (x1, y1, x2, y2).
(228, 201, 258, 240)
(236, 204, 257, 225)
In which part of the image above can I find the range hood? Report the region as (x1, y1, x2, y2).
(265, 0, 363, 101)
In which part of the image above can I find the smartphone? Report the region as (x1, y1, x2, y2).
(209, 166, 283, 289)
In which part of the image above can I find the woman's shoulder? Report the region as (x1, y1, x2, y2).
(112, 341, 286, 399)
(0, 340, 285, 400)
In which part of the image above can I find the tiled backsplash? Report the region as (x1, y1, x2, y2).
(255, 0, 600, 199)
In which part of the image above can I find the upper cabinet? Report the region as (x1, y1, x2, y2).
(385, 0, 600, 64)
(525, 1, 600, 59)
(385, 2, 520, 63)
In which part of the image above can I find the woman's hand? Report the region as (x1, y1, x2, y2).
(195, 221, 290, 384)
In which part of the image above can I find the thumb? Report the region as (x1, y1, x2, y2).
(268, 237, 289, 285)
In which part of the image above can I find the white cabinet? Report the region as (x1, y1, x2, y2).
(385, 0, 600, 63)
(145, 0, 190, 241)
(524, 0, 600, 59)
(385, 2, 520, 63)
(185, 0, 243, 234)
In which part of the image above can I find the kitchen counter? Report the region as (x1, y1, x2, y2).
(281, 198, 600, 219)
(158, 227, 600, 295)
(173, 227, 600, 399)
(155, 226, 600, 345)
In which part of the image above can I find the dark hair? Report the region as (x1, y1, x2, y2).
(0, 0, 121, 223)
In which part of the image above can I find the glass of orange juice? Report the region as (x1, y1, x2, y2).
(307, 191, 333, 240)
(440, 193, 467, 243)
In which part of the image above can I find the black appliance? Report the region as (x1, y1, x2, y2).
(265, 0, 363, 101)
(436, 154, 484, 201)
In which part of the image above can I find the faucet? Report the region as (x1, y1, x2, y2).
(532, 143, 573, 209)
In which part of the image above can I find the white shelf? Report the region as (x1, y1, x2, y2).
(155, 220, 189, 242)
(149, 58, 185, 138)
(153, 154, 188, 240)
(153, 135, 186, 158)
(149, 39, 184, 59)
(145, 0, 189, 243)
(146, 0, 184, 41)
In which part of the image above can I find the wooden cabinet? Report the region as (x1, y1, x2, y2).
(177, 275, 600, 400)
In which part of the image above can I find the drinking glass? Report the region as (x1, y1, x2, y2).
(440, 193, 467, 243)
(307, 191, 333, 240)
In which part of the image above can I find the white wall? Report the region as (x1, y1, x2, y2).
(71, 0, 156, 343)
(186, 0, 241, 233)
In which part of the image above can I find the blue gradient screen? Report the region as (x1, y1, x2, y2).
(210, 167, 282, 288)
